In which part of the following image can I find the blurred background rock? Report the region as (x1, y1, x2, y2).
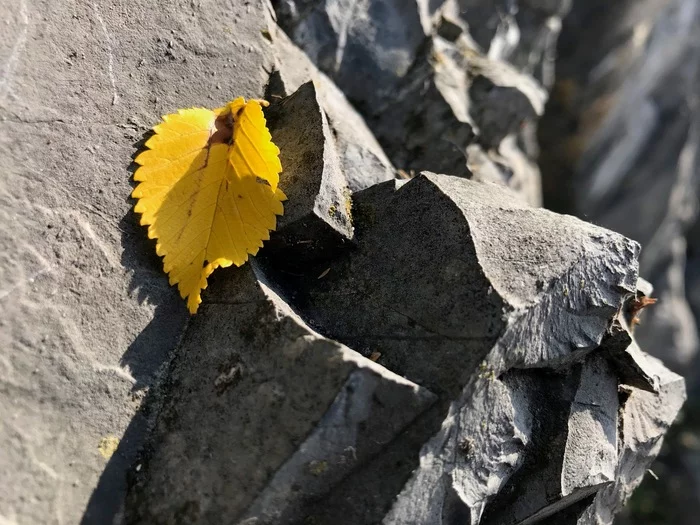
(538, 0, 700, 522)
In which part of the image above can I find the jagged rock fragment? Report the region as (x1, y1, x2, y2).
(264, 82, 354, 266)
(273, 0, 563, 205)
(268, 27, 396, 191)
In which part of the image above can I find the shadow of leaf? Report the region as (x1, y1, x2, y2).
(81, 130, 189, 524)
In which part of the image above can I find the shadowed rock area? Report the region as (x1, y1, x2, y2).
(272, 0, 571, 205)
(0, 1, 689, 524)
(538, 0, 700, 522)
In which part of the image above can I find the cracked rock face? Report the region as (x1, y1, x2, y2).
(124, 81, 685, 521)
(538, 1, 700, 521)
(272, 0, 571, 206)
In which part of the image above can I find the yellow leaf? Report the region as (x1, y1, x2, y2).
(132, 98, 284, 314)
(98, 435, 120, 459)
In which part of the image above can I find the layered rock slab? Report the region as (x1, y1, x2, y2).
(272, 0, 571, 205)
(0, 0, 285, 522)
(3, 1, 681, 522)
(265, 173, 640, 389)
(264, 81, 354, 265)
(124, 265, 437, 524)
(189, 171, 681, 525)
(0, 0, 399, 522)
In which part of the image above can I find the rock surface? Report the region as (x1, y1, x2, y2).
(273, 0, 573, 205)
(0, 1, 393, 523)
(264, 81, 354, 265)
(125, 264, 438, 524)
(538, 0, 700, 522)
(125, 166, 685, 524)
(0, 1, 688, 525)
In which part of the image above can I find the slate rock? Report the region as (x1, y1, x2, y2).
(584, 352, 687, 525)
(124, 169, 685, 525)
(124, 264, 437, 524)
(257, 172, 682, 525)
(268, 24, 396, 191)
(0, 2, 397, 520)
(472, 354, 618, 525)
(451, 0, 572, 88)
(0, 0, 284, 522)
(2, 1, 688, 524)
(264, 81, 354, 267)
(273, 0, 429, 113)
(263, 173, 640, 392)
(273, 0, 559, 206)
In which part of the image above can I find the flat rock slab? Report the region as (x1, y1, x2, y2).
(125, 264, 436, 524)
(0, 2, 403, 523)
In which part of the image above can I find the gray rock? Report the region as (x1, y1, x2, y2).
(244, 172, 680, 524)
(273, 0, 563, 206)
(473, 354, 619, 525)
(124, 264, 437, 524)
(118, 166, 683, 524)
(384, 369, 537, 525)
(604, 320, 661, 393)
(535, 349, 687, 525)
(274, 0, 429, 112)
(267, 24, 396, 192)
(264, 81, 354, 266)
(1, 1, 688, 524)
(451, 0, 572, 88)
(266, 173, 639, 388)
(0, 1, 391, 522)
(122, 169, 685, 525)
(585, 352, 687, 525)
(0, 0, 286, 522)
(537, 0, 700, 521)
